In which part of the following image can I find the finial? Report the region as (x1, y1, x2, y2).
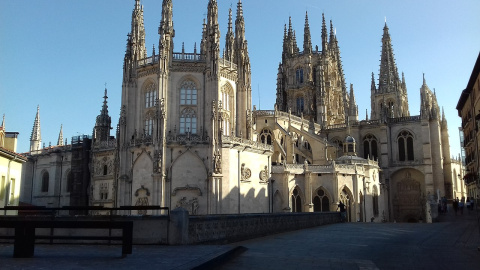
(1, 114, 4, 129)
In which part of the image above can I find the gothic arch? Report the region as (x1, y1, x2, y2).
(339, 185, 354, 222)
(273, 189, 283, 213)
(168, 148, 208, 178)
(169, 149, 208, 215)
(132, 149, 154, 167)
(396, 129, 415, 161)
(289, 185, 305, 212)
(40, 169, 49, 193)
(313, 186, 331, 212)
(362, 133, 378, 160)
(390, 168, 426, 222)
(330, 137, 344, 158)
(177, 75, 202, 92)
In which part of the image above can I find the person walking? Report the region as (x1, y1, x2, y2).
(459, 198, 465, 215)
(453, 198, 459, 216)
(337, 202, 346, 222)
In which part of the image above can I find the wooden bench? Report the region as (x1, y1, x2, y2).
(0, 219, 133, 258)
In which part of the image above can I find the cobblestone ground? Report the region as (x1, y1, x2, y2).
(219, 209, 480, 270)
(1, 209, 479, 269)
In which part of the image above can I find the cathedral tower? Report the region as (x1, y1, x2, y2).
(371, 23, 409, 120)
(275, 14, 353, 127)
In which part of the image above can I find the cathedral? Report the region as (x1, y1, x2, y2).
(20, 0, 464, 223)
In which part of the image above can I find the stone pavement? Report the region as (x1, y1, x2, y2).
(219, 209, 480, 269)
(1, 209, 479, 269)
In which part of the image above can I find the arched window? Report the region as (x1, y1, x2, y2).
(103, 165, 108, 176)
(331, 138, 344, 157)
(41, 171, 49, 192)
(260, 129, 272, 145)
(221, 84, 234, 136)
(296, 68, 304, 84)
(372, 185, 379, 217)
(363, 134, 378, 160)
(313, 188, 330, 212)
(144, 82, 157, 108)
(398, 130, 414, 161)
(180, 108, 197, 134)
(66, 171, 73, 193)
(180, 80, 197, 105)
(291, 187, 302, 212)
(296, 97, 304, 114)
(144, 115, 154, 136)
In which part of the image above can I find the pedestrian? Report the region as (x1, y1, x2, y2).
(466, 197, 471, 212)
(453, 198, 459, 215)
(442, 196, 448, 213)
(337, 202, 346, 222)
(459, 199, 464, 215)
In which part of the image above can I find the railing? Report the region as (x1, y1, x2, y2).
(387, 115, 421, 123)
(93, 140, 117, 150)
(172, 52, 203, 62)
(222, 135, 273, 152)
(137, 55, 160, 67)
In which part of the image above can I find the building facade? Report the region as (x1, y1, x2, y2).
(0, 115, 27, 215)
(457, 52, 480, 200)
(19, 0, 464, 223)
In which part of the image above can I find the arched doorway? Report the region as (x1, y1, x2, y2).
(291, 186, 303, 212)
(391, 169, 425, 222)
(339, 187, 353, 222)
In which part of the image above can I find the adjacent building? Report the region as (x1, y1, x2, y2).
(0, 115, 27, 215)
(457, 52, 480, 200)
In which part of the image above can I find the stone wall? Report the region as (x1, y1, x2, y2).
(0, 211, 340, 245)
(187, 212, 340, 244)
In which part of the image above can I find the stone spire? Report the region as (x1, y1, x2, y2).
(1, 114, 4, 130)
(235, 0, 252, 139)
(378, 22, 399, 94)
(321, 13, 328, 54)
(94, 87, 112, 142)
(57, 124, 64, 146)
(224, 8, 235, 61)
(420, 74, 440, 120)
(130, 0, 147, 60)
(206, 0, 220, 76)
(30, 105, 42, 152)
(349, 84, 358, 122)
(123, 0, 147, 81)
(371, 23, 409, 120)
(303, 11, 312, 54)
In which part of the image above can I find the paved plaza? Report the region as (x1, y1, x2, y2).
(1, 210, 479, 269)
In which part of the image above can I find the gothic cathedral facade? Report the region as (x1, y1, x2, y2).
(21, 0, 464, 223)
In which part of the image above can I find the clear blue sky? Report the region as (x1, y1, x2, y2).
(1, 0, 479, 158)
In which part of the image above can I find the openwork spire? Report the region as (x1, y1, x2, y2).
(225, 8, 235, 61)
(321, 13, 328, 54)
(30, 105, 42, 152)
(378, 23, 400, 93)
(31, 106, 41, 141)
(57, 124, 64, 146)
(303, 11, 312, 54)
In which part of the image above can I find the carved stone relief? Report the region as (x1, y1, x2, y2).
(241, 163, 252, 181)
(134, 185, 150, 215)
(259, 166, 268, 183)
(176, 197, 199, 215)
(213, 150, 222, 174)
